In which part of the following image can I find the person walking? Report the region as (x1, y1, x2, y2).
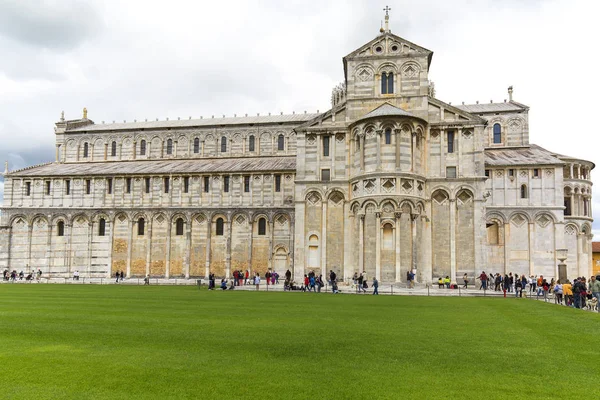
(542, 279, 550, 302)
(115, 271, 120, 283)
(358, 273, 365, 293)
(562, 280, 573, 306)
(254, 273, 260, 290)
(144, 274, 150, 285)
(479, 271, 488, 290)
(372, 277, 379, 295)
(515, 278, 522, 298)
(463, 273, 468, 289)
(553, 281, 563, 305)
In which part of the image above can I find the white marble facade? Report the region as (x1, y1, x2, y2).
(0, 27, 594, 283)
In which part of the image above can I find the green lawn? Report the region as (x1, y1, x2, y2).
(0, 285, 598, 399)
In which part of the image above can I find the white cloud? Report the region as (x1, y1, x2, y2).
(0, 0, 598, 237)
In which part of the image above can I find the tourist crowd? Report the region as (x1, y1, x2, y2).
(475, 271, 600, 311)
(3, 268, 43, 282)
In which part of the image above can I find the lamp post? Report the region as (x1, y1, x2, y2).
(556, 249, 568, 283)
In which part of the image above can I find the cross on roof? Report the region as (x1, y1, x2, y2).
(383, 6, 391, 16)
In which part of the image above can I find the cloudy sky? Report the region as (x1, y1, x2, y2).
(1, 0, 599, 235)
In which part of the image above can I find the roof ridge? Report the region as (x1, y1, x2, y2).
(7, 161, 55, 175)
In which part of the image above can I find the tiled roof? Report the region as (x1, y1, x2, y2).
(455, 102, 526, 114)
(7, 157, 296, 177)
(592, 242, 600, 253)
(359, 103, 415, 121)
(66, 113, 321, 132)
(485, 144, 564, 166)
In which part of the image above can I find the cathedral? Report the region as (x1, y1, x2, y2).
(0, 15, 594, 284)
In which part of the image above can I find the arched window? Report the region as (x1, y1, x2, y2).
(216, 218, 224, 236)
(356, 136, 361, 151)
(384, 128, 392, 145)
(111, 141, 117, 156)
(98, 218, 106, 236)
(57, 221, 65, 237)
(277, 134, 285, 151)
(382, 72, 394, 94)
(258, 217, 266, 235)
(249, 135, 255, 152)
(176, 218, 184, 236)
(166, 139, 173, 155)
(83, 142, 89, 158)
(138, 218, 145, 236)
(193, 138, 199, 154)
(140, 140, 146, 155)
(493, 123, 502, 144)
(221, 136, 227, 153)
(520, 184, 528, 199)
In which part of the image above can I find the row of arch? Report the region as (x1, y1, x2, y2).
(351, 120, 425, 140)
(485, 211, 591, 234)
(354, 60, 423, 79)
(77, 133, 289, 159)
(8, 210, 294, 231)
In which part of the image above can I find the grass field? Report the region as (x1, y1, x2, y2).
(0, 285, 598, 400)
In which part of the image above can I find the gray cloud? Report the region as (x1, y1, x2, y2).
(0, 0, 102, 51)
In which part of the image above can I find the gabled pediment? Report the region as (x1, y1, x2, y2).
(344, 32, 433, 64)
(428, 97, 487, 124)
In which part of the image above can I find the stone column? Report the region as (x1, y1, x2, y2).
(87, 222, 93, 277)
(360, 135, 365, 171)
(422, 204, 433, 284)
(118, 143, 123, 160)
(321, 201, 328, 275)
(55, 145, 59, 162)
(267, 217, 275, 272)
(45, 222, 52, 273)
(126, 219, 133, 277)
(411, 213, 418, 282)
(165, 219, 172, 279)
(343, 206, 352, 281)
(577, 233, 582, 277)
(289, 216, 295, 273)
(247, 218, 254, 274)
(133, 141, 137, 160)
(375, 212, 381, 281)
(26, 223, 33, 270)
(225, 217, 232, 278)
(394, 129, 401, 170)
(395, 212, 402, 282)
(376, 130, 382, 171)
(205, 217, 212, 277)
(449, 199, 456, 283)
(293, 204, 305, 279)
(411, 133, 417, 172)
(358, 214, 365, 273)
(184, 221, 191, 279)
(66, 223, 73, 275)
(528, 221, 535, 276)
(503, 222, 510, 274)
(145, 219, 152, 276)
(107, 220, 114, 279)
